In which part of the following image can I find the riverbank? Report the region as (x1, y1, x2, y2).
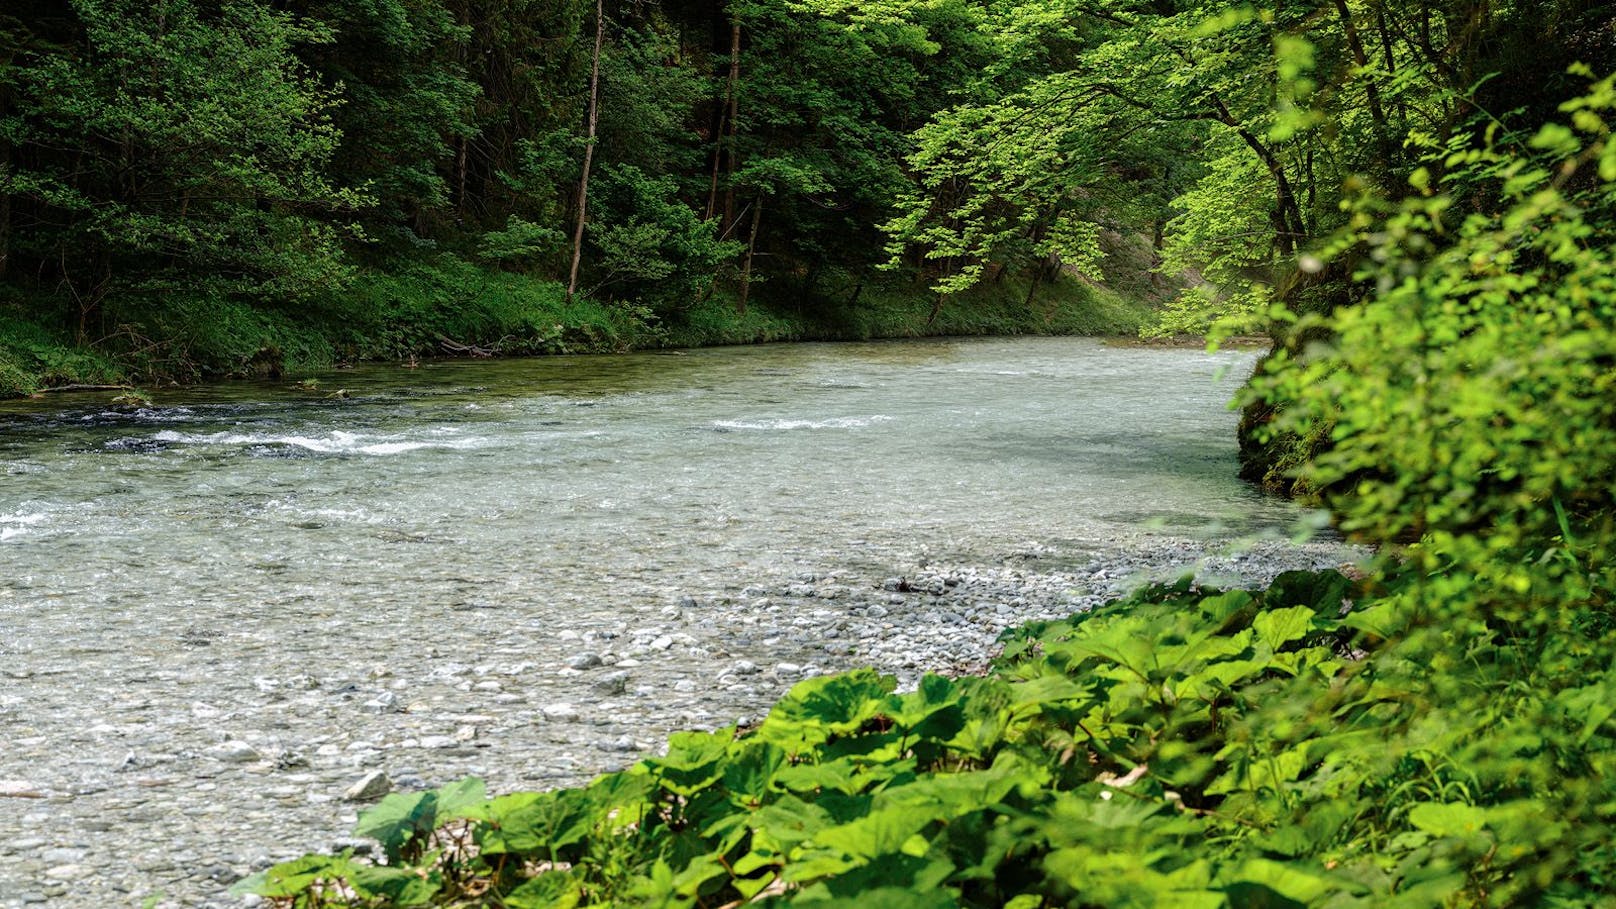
(0, 258, 1155, 398)
(0, 338, 1341, 907)
(0, 533, 1355, 909)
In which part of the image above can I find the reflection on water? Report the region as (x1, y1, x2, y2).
(0, 337, 1319, 602)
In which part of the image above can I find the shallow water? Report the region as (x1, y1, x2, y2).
(1, 338, 1305, 575)
(0, 337, 1341, 907)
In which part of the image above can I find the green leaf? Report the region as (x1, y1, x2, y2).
(229, 855, 353, 898)
(503, 870, 584, 909)
(355, 792, 438, 862)
(1408, 802, 1489, 838)
(348, 864, 443, 906)
(1252, 606, 1317, 651)
(1224, 858, 1339, 904)
(433, 777, 488, 821)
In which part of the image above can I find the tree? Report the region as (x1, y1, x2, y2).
(566, 0, 605, 302)
(0, 0, 363, 342)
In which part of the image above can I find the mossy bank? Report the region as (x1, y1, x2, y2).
(0, 258, 1154, 399)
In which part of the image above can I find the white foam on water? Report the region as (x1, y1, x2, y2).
(712, 415, 894, 431)
(150, 429, 492, 456)
(0, 511, 47, 542)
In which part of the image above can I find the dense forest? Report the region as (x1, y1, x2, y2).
(6, 0, 1616, 905)
(5, 0, 1606, 403)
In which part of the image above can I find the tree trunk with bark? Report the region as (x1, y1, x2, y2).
(567, 0, 605, 303)
(706, 22, 740, 223)
(737, 191, 763, 315)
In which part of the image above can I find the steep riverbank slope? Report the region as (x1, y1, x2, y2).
(0, 262, 1153, 399)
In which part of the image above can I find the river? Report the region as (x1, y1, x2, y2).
(0, 337, 1352, 907)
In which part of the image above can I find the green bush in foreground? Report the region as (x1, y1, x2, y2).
(236, 568, 1616, 908)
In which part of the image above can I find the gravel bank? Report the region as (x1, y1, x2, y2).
(0, 532, 1355, 908)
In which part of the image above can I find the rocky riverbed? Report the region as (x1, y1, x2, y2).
(0, 533, 1355, 909)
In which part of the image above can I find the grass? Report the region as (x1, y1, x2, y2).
(0, 257, 1160, 399)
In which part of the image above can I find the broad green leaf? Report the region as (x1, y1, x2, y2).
(348, 863, 442, 906)
(1408, 802, 1488, 838)
(504, 870, 584, 909)
(229, 855, 353, 898)
(1252, 606, 1317, 651)
(1224, 858, 1340, 903)
(355, 792, 437, 861)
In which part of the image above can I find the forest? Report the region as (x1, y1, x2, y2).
(2, 0, 1602, 403)
(4, 0, 1616, 906)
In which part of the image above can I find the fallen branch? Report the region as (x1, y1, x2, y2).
(36, 383, 134, 393)
(436, 335, 497, 358)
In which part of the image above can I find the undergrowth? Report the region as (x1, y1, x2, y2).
(0, 260, 1153, 398)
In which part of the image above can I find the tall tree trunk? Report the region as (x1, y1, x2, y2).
(720, 22, 741, 233)
(1373, 3, 1409, 132)
(567, 0, 605, 303)
(706, 21, 740, 222)
(1210, 96, 1306, 257)
(0, 144, 10, 279)
(737, 191, 762, 315)
(1332, 0, 1391, 165)
(457, 136, 469, 218)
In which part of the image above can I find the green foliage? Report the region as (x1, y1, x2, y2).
(2, 0, 362, 324)
(0, 306, 121, 395)
(585, 166, 742, 314)
(1246, 71, 1616, 615)
(237, 566, 1616, 907)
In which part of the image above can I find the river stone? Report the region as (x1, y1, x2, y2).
(208, 741, 261, 763)
(541, 703, 580, 722)
(567, 652, 603, 670)
(342, 770, 392, 802)
(43, 865, 89, 881)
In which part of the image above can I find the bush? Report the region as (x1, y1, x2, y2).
(1244, 70, 1616, 622)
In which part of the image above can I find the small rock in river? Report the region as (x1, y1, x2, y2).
(364, 691, 399, 713)
(0, 780, 46, 797)
(208, 742, 261, 763)
(44, 865, 89, 881)
(591, 671, 630, 695)
(342, 771, 392, 802)
(596, 736, 637, 753)
(567, 652, 603, 670)
(541, 703, 580, 722)
(420, 736, 459, 749)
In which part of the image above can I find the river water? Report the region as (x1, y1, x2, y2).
(0, 338, 1351, 907)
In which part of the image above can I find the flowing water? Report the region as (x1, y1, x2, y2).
(0, 337, 1349, 907)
